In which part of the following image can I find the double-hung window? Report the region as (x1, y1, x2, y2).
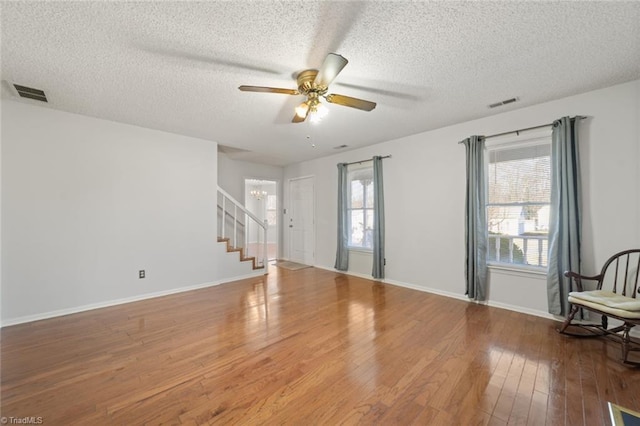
(486, 132, 551, 269)
(347, 165, 374, 250)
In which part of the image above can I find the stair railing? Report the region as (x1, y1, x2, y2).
(217, 186, 268, 273)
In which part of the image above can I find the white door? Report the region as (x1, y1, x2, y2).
(289, 176, 315, 265)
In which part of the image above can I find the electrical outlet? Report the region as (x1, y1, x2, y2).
(139, 270, 145, 279)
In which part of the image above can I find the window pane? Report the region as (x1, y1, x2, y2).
(351, 180, 363, 208)
(266, 195, 276, 210)
(488, 146, 550, 205)
(364, 209, 374, 249)
(349, 210, 364, 247)
(487, 234, 548, 267)
(487, 204, 550, 235)
(266, 210, 277, 226)
(365, 180, 374, 208)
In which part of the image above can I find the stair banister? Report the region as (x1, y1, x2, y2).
(217, 186, 269, 273)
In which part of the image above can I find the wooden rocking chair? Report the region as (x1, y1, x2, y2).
(558, 249, 640, 365)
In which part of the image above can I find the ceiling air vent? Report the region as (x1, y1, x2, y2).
(334, 144, 348, 149)
(13, 84, 48, 102)
(488, 97, 518, 109)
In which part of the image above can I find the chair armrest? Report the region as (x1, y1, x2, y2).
(563, 271, 602, 292)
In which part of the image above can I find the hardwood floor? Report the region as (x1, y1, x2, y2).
(2, 267, 638, 425)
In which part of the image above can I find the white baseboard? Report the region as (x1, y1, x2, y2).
(0, 270, 265, 328)
(314, 264, 559, 322)
(315, 265, 381, 282)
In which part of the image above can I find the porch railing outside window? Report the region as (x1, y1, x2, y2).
(487, 233, 548, 267)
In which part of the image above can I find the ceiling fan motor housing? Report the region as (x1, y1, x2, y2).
(296, 69, 328, 96)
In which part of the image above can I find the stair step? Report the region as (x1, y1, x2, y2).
(218, 237, 264, 270)
(241, 256, 264, 270)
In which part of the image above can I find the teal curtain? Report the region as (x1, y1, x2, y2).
(372, 156, 385, 279)
(463, 136, 487, 301)
(547, 116, 583, 315)
(334, 163, 349, 271)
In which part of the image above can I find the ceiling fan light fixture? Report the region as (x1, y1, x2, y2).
(295, 101, 309, 118)
(309, 101, 329, 123)
(314, 102, 328, 118)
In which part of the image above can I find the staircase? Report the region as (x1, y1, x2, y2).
(217, 186, 268, 274)
(217, 237, 262, 270)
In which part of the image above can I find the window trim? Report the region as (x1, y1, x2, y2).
(488, 263, 547, 278)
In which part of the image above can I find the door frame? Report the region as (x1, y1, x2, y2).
(244, 177, 279, 261)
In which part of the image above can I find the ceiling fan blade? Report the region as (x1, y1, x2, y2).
(314, 53, 348, 87)
(238, 85, 299, 95)
(325, 93, 376, 111)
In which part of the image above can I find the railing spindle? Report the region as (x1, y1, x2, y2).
(233, 204, 237, 249)
(509, 237, 514, 263)
(263, 219, 269, 272)
(221, 196, 226, 239)
(539, 240, 543, 266)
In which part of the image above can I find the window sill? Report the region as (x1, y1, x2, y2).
(348, 247, 373, 254)
(488, 263, 547, 278)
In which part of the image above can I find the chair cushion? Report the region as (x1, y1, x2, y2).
(568, 290, 640, 319)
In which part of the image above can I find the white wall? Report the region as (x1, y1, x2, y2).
(1, 101, 221, 324)
(217, 152, 283, 202)
(283, 80, 640, 318)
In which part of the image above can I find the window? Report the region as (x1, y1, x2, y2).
(266, 194, 277, 226)
(486, 135, 551, 268)
(347, 165, 374, 250)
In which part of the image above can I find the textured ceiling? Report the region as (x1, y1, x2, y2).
(2, 1, 639, 166)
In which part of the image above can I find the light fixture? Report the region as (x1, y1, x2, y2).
(250, 189, 267, 200)
(295, 101, 309, 118)
(309, 102, 328, 123)
(295, 92, 329, 123)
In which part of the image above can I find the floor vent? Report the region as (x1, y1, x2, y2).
(488, 97, 518, 109)
(13, 84, 48, 102)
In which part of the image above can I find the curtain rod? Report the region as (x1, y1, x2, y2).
(458, 116, 587, 143)
(485, 122, 553, 140)
(344, 155, 392, 166)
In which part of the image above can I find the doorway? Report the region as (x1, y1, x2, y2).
(244, 179, 278, 261)
(288, 176, 315, 265)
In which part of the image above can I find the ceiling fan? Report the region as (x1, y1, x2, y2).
(238, 53, 376, 123)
